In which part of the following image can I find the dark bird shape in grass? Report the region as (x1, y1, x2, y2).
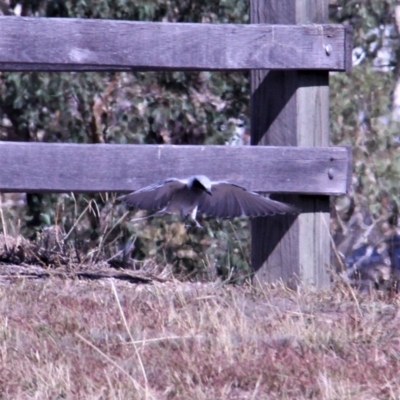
(118, 175, 299, 228)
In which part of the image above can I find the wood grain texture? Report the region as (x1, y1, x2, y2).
(0, 142, 351, 194)
(0, 17, 350, 71)
(251, 0, 332, 288)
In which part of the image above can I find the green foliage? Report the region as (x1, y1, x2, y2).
(333, 0, 394, 43)
(10, 0, 248, 22)
(330, 0, 400, 216)
(330, 63, 400, 210)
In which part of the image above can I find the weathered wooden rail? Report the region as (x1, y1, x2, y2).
(0, 17, 351, 71)
(0, 142, 351, 194)
(0, 0, 353, 287)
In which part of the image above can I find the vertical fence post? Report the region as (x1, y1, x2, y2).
(250, 0, 331, 287)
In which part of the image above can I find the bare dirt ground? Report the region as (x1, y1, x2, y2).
(0, 269, 399, 400)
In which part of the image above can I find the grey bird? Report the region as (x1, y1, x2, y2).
(118, 175, 299, 227)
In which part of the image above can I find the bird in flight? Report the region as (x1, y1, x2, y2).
(118, 175, 299, 228)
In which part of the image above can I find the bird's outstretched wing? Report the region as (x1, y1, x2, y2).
(197, 182, 299, 218)
(118, 179, 186, 211)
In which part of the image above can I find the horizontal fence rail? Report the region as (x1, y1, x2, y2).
(0, 17, 352, 72)
(0, 142, 351, 194)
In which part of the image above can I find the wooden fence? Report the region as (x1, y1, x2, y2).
(0, 0, 353, 287)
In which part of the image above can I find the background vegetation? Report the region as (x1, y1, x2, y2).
(0, 0, 399, 280)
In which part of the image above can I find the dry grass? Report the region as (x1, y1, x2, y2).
(0, 278, 398, 399)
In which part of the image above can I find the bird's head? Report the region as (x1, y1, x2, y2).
(191, 175, 212, 195)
